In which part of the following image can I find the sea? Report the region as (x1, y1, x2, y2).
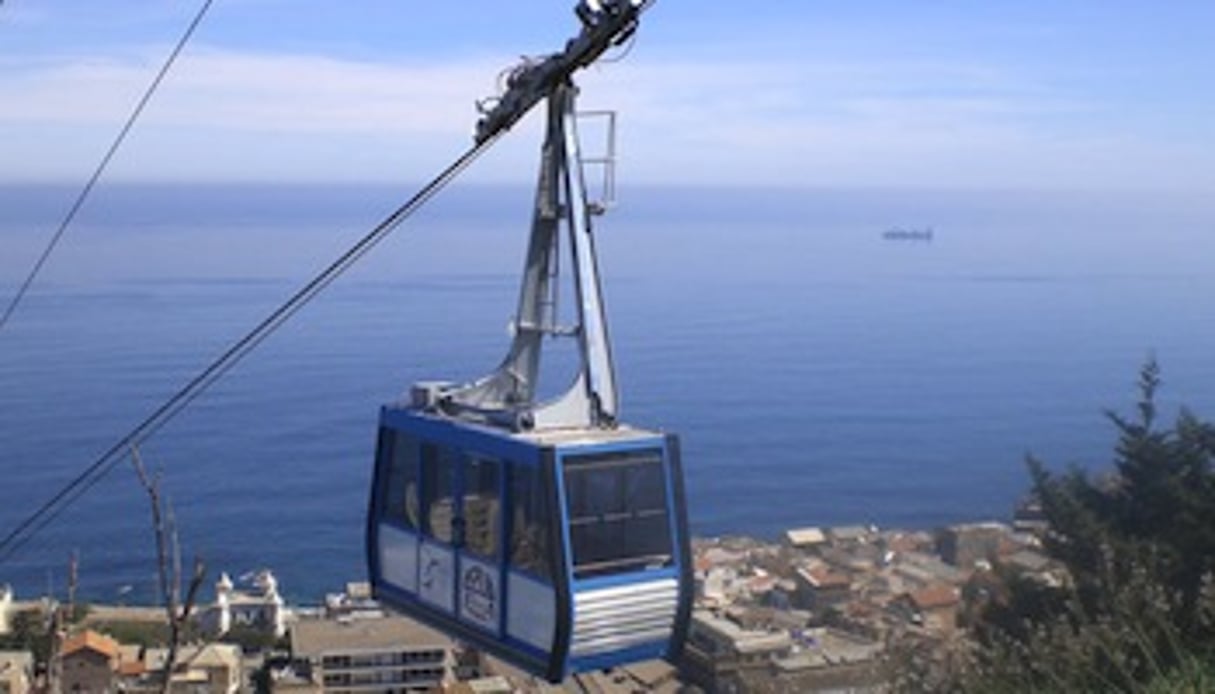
(1, 182, 1213, 605)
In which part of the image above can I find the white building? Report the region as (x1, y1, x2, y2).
(683, 609, 793, 691)
(0, 650, 33, 693)
(289, 616, 459, 693)
(123, 642, 244, 694)
(203, 570, 288, 639)
(784, 527, 827, 549)
(0, 585, 12, 636)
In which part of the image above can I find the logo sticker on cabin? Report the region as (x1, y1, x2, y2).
(418, 543, 455, 613)
(461, 560, 500, 632)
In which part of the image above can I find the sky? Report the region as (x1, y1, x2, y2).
(1, 0, 1212, 191)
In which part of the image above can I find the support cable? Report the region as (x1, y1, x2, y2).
(0, 0, 653, 567)
(0, 0, 215, 334)
(0, 134, 500, 566)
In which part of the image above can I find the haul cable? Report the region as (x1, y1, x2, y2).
(0, 135, 500, 566)
(0, 0, 215, 333)
(0, 0, 651, 565)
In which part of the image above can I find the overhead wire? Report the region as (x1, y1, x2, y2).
(0, 0, 651, 568)
(0, 0, 215, 334)
(0, 133, 502, 566)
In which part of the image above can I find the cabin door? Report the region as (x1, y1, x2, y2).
(413, 444, 504, 634)
(454, 454, 503, 635)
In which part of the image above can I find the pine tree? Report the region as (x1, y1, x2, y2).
(1030, 359, 1215, 631)
(960, 360, 1215, 692)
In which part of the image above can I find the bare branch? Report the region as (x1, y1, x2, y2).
(181, 556, 207, 623)
(130, 445, 173, 613)
(129, 444, 206, 694)
(167, 500, 183, 608)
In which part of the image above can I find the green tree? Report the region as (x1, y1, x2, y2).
(0, 609, 53, 663)
(954, 361, 1215, 692)
(1028, 360, 1215, 634)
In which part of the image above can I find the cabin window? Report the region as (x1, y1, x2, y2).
(421, 444, 457, 544)
(381, 430, 420, 530)
(461, 455, 500, 560)
(510, 465, 553, 580)
(563, 448, 673, 579)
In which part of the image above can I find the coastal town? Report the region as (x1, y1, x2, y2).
(0, 501, 1058, 693)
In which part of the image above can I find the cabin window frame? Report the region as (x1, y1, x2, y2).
(379, 429, 421, 532)
(459, 452, 502, 562)
(420, 443, 458, 545)
(561, 447, 674, 579)
(508, 463, 556, 582)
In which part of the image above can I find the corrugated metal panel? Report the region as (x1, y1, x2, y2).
(570, 578, 678, 656)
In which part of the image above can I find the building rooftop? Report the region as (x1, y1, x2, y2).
(0, 651, 33, 667)
(775, 628, 881, 672)
(784, 527, 826, 547)
(898, 551, 966, 585)
(572, 661, 682, 694)
(0, 651, 33, 691)
(1005, 549, 1052, 573)
(829, 525, 872, 542)
(447, 675, 515, 693)
(909, 584, 961, 610)
(884, 531, 933, 554)
(699, 546, 747, 567)
(748, 574, 780, 594)
(798, 565, 851, 589)
(693, 610, 792, 655)
(946, 520, 1010, 533)
(621, 659, 677, 687)
(183, 642, 242, 670)
(291, 616, 453, 657)
(345, 582, 372, 600)
(62, 629, 120, 660)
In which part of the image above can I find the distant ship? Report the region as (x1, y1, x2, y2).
(882, 226, 934, 242)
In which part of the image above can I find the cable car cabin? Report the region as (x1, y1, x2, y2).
(367, 406, 692, 682)
(365, 1, 684, 679)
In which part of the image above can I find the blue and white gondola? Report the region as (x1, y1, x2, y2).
(365, 2, 689, 680)
(367, 409, 692, 681)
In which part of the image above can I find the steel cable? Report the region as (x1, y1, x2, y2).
(0, 134, 500, 566)
(0, 0, 215, 333)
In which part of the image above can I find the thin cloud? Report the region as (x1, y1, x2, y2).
(0, 48, 496, 134)
(0, 46, 1210, 190)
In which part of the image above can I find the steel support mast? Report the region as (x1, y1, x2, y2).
(412, 0, 651, 431)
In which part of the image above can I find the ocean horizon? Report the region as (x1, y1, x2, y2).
(2, 182, 1213, 604)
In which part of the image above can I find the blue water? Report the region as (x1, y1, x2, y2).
(2, 183, 1214, 604)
